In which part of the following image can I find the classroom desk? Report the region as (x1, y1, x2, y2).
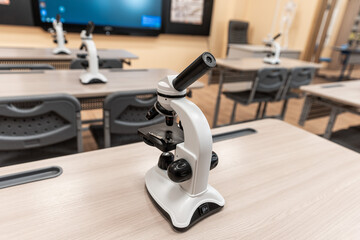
(211, 58, 322, 127)
(0, 47, 138, 69)
(0, 68, 203, 110)
(1, 119, 360, 239)
(334, 46, 360, 81)
(299, 80, 360, 138)
(228, 44, 301, 59)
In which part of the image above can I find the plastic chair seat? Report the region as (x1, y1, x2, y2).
(0, 137, 77, 167)
(89, 124, 143, 148)
(223, 91, 273, 104)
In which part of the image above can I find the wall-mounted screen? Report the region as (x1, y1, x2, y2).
(32, 0, 163, 36)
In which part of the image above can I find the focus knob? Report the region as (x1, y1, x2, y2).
(167, 159, 192, 183)
(210, 151, 218, 170)
(158, 152, 174, 170)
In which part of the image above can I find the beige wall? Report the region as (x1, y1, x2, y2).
(321, 0, 350, 59)
(0, 0, 321, 70)
(232, 0, 321, 59)
(0, 0, 241, 72)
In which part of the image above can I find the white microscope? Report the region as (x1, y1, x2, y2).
(78, 21, 107, 84)
(51, 14, 71, 55)
(263, 33, 282, 65)
(138, 52, 225, 232)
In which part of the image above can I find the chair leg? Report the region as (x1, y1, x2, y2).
(255, 102, 262, 119)
(324, 107, 339, 139)
(280, 99, 289, 120)
(299, 96, 312, 126)
(76, 112, 83, 152)
(230, 102, 237, 124)
(261, 102, 268, 119)
(104, 111, 111, 148)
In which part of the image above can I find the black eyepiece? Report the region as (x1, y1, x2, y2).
(85, 21, 95, 36)
(56, 14, 61, 23)
(172, 52, 216, 92)
(273, 33, 281, 40)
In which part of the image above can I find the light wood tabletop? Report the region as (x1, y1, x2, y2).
(301, 80, 360, 108)
(1, 119, 360, 239)
(0, 47, 138, 61)
(0, 68, 204, 98)
(216, 57, 322, 71)
(229, 44, 301, 53)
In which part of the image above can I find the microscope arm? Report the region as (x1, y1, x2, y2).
(170, 97, 212, 195)
(78, 21, 107, 84)
(52, 14, 70, 55)
(81, 40, 100, 74)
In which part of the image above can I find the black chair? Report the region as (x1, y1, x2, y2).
(227, 20, 249, 55)
(90, 90, 164, 148)
(70, 59, 123, 69)
(0, 94, 82, 167)
(223, 68, 288, 124)
(279, 67, 316, 119)
(0, 64, 54, 71)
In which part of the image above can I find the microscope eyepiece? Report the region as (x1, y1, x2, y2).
(56, 14, 61, 23)
(86, 21, 95, 36)
(172, 52, 216, 92)
(273, 33, 281, 41)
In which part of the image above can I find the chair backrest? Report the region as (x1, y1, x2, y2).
(281, 67, 315, 99)
(248, 68, 288, 103)
(70, 59, 123, 69)
(228, 20, 249, 45)
(256, 68, 288, 92)
(0, 64, 55, 71)
(104, 90, 164, 146)
(288, 67, 315, 88)
(0, 94, 81, 151)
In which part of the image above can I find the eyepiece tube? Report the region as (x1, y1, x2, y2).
(273, 33, 281, 41)
(56, 14, 61, 23)
(172, 52, 216, 92)
(86, 21, 95, 36)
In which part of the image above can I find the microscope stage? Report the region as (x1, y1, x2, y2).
(138, 122, 184, 152)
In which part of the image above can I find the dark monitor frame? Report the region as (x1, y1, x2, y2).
(31, 0, 163, 36)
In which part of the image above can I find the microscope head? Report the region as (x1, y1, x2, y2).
(81, 21, 95, 40)
(152, 52, 216, 114)
(265, 33, 282, 47)
(139, 52, 216, 153)
(52, 14, 62, 27)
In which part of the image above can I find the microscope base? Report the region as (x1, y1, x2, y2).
(263, 57, 281, 65)
(53, 47, 71, 55)
(80, 72, 108, 84)
(145, 166, 225, 232)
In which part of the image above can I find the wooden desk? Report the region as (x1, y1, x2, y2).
(211, 58, 322, 127)
(0, 69, 176, 98)
(0, 69, 203, 110)
(216, 58, 321, 72)
(0, 47, 138, 69)
(1, 119, 360, 239)
(300, 80, 360, 138)
(228, 44, 301, 59)
(334, 46, 360, 81)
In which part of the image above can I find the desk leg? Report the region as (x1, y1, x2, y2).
(338, 53, 350, 81)
(324, 107, 339, 139)
(346, 64, 355, 80)
(299, 95, 312, 126)
(212, 70, 224, 128)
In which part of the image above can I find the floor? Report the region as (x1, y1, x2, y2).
(82, 69, 360, 152)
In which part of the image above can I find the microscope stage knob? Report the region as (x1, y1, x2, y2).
(146, 106, 159, 120)
(167, 159, 192, 183)
(210, 151, 219, 170)
(77, 53, 87, 59)
(158, 152, 174, 170)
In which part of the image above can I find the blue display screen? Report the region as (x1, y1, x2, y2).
(38, 0, 162, 30)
